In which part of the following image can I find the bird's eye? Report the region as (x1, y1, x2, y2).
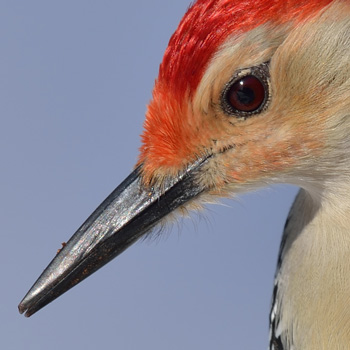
(226, 75, 265, 112)
(221, 63, 270, 117)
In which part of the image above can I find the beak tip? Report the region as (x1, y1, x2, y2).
(18, 303, 28, 316)
(18, 303, 36, 318)
(18, 291, 39, 317)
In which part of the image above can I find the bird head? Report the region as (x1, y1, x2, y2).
(19, 0, 350, 316)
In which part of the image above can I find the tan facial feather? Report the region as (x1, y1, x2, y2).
(192, 1, 350, 202)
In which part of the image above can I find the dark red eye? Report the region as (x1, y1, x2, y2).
(226, 75, 266, 113)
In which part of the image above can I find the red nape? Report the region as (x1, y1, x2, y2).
(159, 0, 333, 99)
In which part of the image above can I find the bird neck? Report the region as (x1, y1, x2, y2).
(273, 187, 350, 349)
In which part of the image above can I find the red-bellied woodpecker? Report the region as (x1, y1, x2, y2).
(19, 0, 350, 348)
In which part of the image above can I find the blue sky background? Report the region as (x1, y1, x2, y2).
(1, 1, 298, 349)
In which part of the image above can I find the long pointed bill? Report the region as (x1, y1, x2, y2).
(18, 157, 209, 317)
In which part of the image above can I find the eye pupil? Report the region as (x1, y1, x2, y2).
(236, 86, 255, 105)
(226, 75, 266, 113)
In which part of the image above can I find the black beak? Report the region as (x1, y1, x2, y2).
(18, 157, 209, 317)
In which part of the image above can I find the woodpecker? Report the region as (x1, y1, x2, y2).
(19, 0, 350, 349)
